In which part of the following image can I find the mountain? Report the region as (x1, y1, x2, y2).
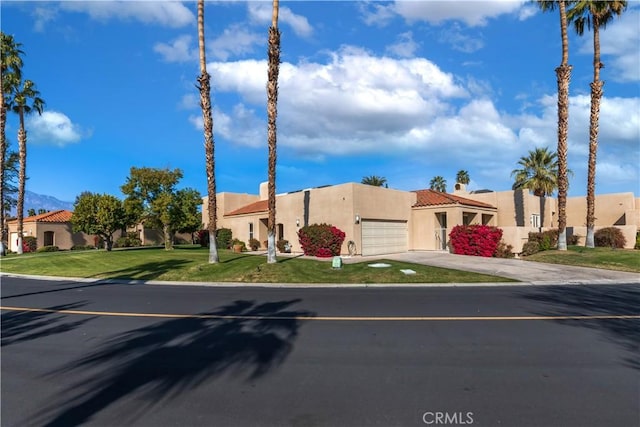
(9, 191, 74, 216)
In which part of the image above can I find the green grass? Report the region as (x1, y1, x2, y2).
(0, 246, 515, 284)
(524, 246, 640, 273)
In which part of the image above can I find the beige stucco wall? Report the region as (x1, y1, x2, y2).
(7, 221, 96, 251)
(565, 193, 637, 227)
(461, 189, 555, 229)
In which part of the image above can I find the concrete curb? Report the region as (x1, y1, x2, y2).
(1, 272, 638, 289)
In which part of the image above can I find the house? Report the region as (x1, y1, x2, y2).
(5, 210, 193, 252)
(6, 210, 95, 252)
(202, 182, 639, 254)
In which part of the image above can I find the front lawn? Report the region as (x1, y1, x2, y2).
(0, 246, 515, 284)
(523, 246, 640, 273)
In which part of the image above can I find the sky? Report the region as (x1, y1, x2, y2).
(2, 0, 639, 204)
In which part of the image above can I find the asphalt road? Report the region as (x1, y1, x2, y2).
(1, 277, 638, 427)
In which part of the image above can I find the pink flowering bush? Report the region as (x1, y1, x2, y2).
(298, 223, 346, 257)
(449, 225, 503, 257)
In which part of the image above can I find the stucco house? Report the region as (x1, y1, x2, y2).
(202, 182, 639, 254)
(6, 210, 95, 252)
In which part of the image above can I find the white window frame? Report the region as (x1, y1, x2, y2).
(530, 214, 541, 228)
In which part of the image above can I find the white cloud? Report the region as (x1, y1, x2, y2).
(359, 2, 397, 27)
(60, 1, 195, 28)
(27, 111, 86, 146)
(154, 35, 196, 63)
(438, 23, 484, 53)
(209, 25, 263, 61)
(32, 6, 58, 32)
(393, 0, 527, 27)
(247, 3, 313, 37)
(577, 8, 640, 82)
(386, 32, 419, 58)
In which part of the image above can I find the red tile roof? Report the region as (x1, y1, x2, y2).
(226, 200, 268, 216)
(7, 209, 74, 224)
(412, 190, 495, 209)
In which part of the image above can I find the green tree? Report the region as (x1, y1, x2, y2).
(121, 167, 199, 250)
(511, 147, 559, 197)
(8, 78, 44, 254)
(71, 192, 129, 251)
(429, 176, 447, 192)
(455, 170, 470, 185)
(266, 0, 281, 264)
(568, 0, 627, 247)
(2, 146, 18, 220)
(361, 175, 388, 187)
(538, 0, 573, 250)
(0, 33, 24, 255)
(196, 0, 219, 263)
(27, 208, 35, 217)
(173, 188, 203, 237)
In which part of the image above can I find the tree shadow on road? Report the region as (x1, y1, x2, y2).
(519, 285, 640, 371)
(88, 259, 192, 281)
(1, 302, 95, 347)
(35, 299, 315, 426)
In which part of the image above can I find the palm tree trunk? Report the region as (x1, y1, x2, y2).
(0, 65, 6, 256)
(16, 109, 26, 254)
(197, 0, 219, 263)
(266, 0, 280, 264)
(585, 20, 603, 248)
(555, 0, 571, 251)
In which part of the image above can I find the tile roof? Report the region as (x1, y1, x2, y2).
(8, 209, 74, 223)
(225, 200, 268, 216)
(412, 190, 495, 209)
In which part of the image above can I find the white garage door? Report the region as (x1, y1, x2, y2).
(361, 220, 407, 256)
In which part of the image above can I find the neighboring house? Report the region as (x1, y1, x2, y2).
(202, 182, 639, 254)
(5, 210, 193, 252)
(6, 210, 95, 252)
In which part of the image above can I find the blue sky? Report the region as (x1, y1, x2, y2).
(2, 1, 639, 204)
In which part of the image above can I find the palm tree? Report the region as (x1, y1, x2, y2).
(197, 0, 219, 263)
(0, 33, 23, 255)
(429, 176, 447, 192)
(455, 170, 470, 185)
(511, 147, 559, 197)
(538, 0, 573, 250)
(361, 175, 387, 187)
(9, 78, 44, 254)
(266, 0, 280, 264)
(568, 0, 627, 247)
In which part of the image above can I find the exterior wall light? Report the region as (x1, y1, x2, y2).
(296, 218, 300, 227)
(355, 214, 360, 224)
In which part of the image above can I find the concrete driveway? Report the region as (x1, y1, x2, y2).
(341, 251, 640, 284)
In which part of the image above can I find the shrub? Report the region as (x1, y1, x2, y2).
(216, 228, 233, 249)
(277, 239, 290, 253)
(23, 236, 37, 253)
(71, 245, 95, 251)
(567, 234, 580, 246)
(528, 229, 558, 251)
(635, 232, 640, 250)
(36, 245, 59, 253)
(495, 240, 515, 258)
(248, 238, 261, 251)
(448, 225, 503, 257)
(197, 229, 209, 247)
(297, 223, 346, 257)
(594, 227, 626, 249)
(115, 232, 142, 248)
(521, 241, 540, 256)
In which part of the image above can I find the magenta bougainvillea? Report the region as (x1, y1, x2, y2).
(449, 224, 503, 257)
(298, 223, 346, 257)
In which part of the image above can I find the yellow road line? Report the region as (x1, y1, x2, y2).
(1, 306, 639, 321)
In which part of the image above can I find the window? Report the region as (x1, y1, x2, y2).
(278, 224, 284, 241)
(249, 222, 254, 240)
(530, 214, 540, 228)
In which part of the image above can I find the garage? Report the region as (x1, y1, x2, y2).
(361, 220, 408, 256)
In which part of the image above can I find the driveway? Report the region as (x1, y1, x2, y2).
(341, 251, 640, 284)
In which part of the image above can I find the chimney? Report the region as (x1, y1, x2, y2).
(259, 182, 268, 200)
(453, 183, 467, 194)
